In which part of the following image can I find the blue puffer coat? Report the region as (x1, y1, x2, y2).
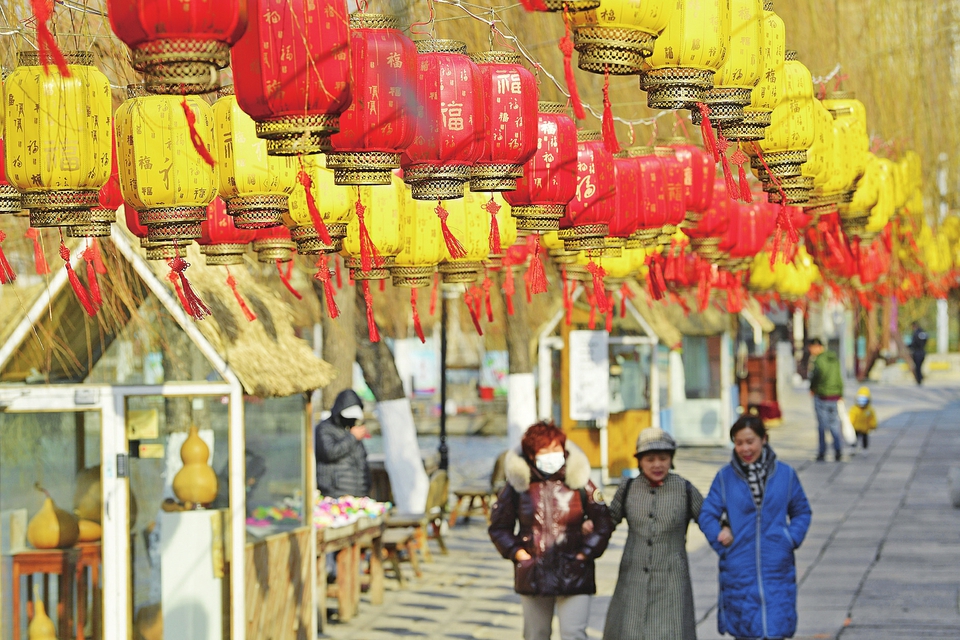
(699, 449, 812, 639)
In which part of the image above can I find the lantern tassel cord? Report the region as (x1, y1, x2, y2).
(559, 6, 586, 120)
(25, 228, 50, 275)
(718, 133, 738, 201)
(314, 256, 339, 319)
(31, 0, 70, 77)
(483, 273, 494, 323)
(605, 291, 615, 333)
(587, 291, 597, 330)
(435, 201, 466, 259)
(335, 256, 343, 289)
(504, 262, 516, 316)
(527, 234, 548, 294)
(297, 166, 333, 246)
(485, 197, 502, 256)
(619, 282, 634, 319)
(60, 242, 96, 317)
(752, 143, 797, 263)
(696, 103, 718, 161)
(731, 147, 753, 202)
(82, 244, 103, 310)
(465, 285, 485, 336)
(361, 280, 380, 343)
(276, 260, 303, 300)
(226, 269, 257, 322)
(429, 272, 439, 316)
(180, 98, 216, 168)
(601, 68, 620, 154)
(561, 267, 573, 325)
(168, 254, 210, 320)
(411, 288, 426, 343)
(355, 190, 383, 272)
(0, 231, 16, 284)
(586, 261, 608, 313)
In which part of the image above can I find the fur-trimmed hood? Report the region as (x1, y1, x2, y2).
(504, 441, 592, 492)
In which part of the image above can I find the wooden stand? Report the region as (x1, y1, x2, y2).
(316, 517, 385, 633)
(10, 547, 80, 640)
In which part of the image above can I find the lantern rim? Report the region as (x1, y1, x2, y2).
(577, 129, 603, 142)
(785, 50, 798, 62)
(469, 50, 523, 65)
(17, 50, 93, 67)
(511, 204, 565, 232)
(415, 39, 468, 55)
(624, 146, 655, 157)
(538, 101, 568, 114)
(349, 12, 403, 30)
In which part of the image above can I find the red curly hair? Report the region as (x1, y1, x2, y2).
(521, 421, 566, 460)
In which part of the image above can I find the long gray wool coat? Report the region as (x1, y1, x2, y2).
(602, 472, 704, 640)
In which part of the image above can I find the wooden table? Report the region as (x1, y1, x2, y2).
(76, 542, 102, 640)
(316, 516, 385, 632)
(11, 547, 80, 640)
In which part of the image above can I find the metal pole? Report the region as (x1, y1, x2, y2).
(439, 290, 449, 471)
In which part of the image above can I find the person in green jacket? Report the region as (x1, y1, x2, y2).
(808, 338, 844, 461)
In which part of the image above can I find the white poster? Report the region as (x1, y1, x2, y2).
(569, 331, 610, 422)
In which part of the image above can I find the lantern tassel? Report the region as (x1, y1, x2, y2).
(180, 98, 216, 168)
(718, 133, 738, 200)
(314, 256, 339, 319)
(297, 168, 333, 246)
(731, 147, 753, 202)
(168, 254, 209, 320)
(226, 270, 256, 322)
(277, 260, 303, 300)
(559, 6, 586, 120)
(483, 274, 494, 323)
(562, 267, 573, 326)
(429, 272, 439, 316)
(0, 231, 16, 284)
(504, 264, 516, 316)
(586, 261, 608, 313)
(605, 291, 615, 332)
(696, 103, 718, 161)
(485, 197, 502, 256)
(527, 235, 548, 294)
(587, 292, 597, 330)
(82, 244, 102, 310)
(619, 282, 633, 318)
(334, 255, 343, 289)
(601, 68, 620, 154)
(31, 0, 70, 77)
(435, 201, 466, 259)
(465, 286, 484, 336)
(25, 228, 50, 275)
(355, 192, 383, 272)
(60, 243, 96, 317)
(361, 280, 380, 343)
(411, 288, 426, 344)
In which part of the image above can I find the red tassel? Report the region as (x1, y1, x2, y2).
(379, 278, 386, 292)
(60, 243, 96, 317)
(731, 148, 753, 202)
(619, 282, 631, 318)
(0, 231, 16, 284)
(697, 264, 711, 313)
(752, 142, 797, 246)
(411, 288, 426, 343)
(31, 0, 70, 77)
(484, 197, 502, 256)
(523, 267, 533, 303)
(465, 286, 484, 336)
(313, 256, 339, 319)
(587, 292, 597, 330)
(334, 255, 343, 289)
(504, 265, 516, 316)
(562, 267, 572, 325)
(361, 280, 380, 343)
(696, 103, 718, 161)
(298, 166, 333, 246)
(276, 260, 303, 300)
(435, 201, 466, 259)
(25, 228, 50, 275)
(718, 133, 737, 200)
(586, 261, 608, 313)
(355, 190, 383, 272)
(167, 254, 210, 320)
(601, 68, 620, 154)
(605, 291, 615, 332)
(559, 7, 586, 120)
(180, 98, 216, 168)
(527, 235, 548, 294)
(226, 269, 256, 322)
(429, 272, 439, 316)
(82, 244, 102, 309)
(483, 274, 494, 323)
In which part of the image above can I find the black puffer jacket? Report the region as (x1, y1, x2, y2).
(315, 390, 371, 498)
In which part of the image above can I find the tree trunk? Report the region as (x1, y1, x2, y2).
(354, 286, 429, 513)
(313, 271, 357, 412)
(501, 267, 537, 449)
(861, 305, 880, 381)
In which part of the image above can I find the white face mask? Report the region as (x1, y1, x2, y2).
(535, 451, 566, 476)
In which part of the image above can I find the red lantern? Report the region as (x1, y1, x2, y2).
(469, 52, 540, 192)
(231, 0, 352, 156)
(108, 0, 246, 94)
(122, 202, 188, 261)
(608, 153, 642, 241)
(559, 130, 617, 250)
(654, 146, 687, 248)
(198, 198, 256, 265)
(504, 101, 578, 232)
(723, 200, 775, 270)
(686, 178, 732, 260)
(663, 138, 716, 224)
(326, 13, 418, 185)
(623, 147, 666, 247)
(401, 39, 485, 200)
(253, 224, 297, 263)
(0, 139, 22, 214)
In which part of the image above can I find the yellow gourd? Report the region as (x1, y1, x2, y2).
(73, 465, 138, 527)
(29, 598, 57, 640)
(27, 486, 80, 550)
(172, 426, 218, 507)
(77, 519, 102, 543)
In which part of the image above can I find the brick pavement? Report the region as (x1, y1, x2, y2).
(323, 381, 960, 639)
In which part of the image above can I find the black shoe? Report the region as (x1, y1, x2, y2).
(835, 452, 843, 462)
(816, 455, 825, 462)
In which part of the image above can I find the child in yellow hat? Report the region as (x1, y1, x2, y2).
(848, 386, 877, 450)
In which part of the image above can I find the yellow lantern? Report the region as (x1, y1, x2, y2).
(440, 188, 491, 283)
(482, 191, 518, 269)
(212, 86, 298, 229)
(4, 51, 112, 229)
(750, 51, 815, 186)
(841, 153, 880, 239)
(695, 0, 762, 127)
(573, 0, 675, 75)
(543, 229, 580, 264)
(342, 173, 406, 280)
(287, 155, 351, 254)
(768, 97, 832, 204)
(392, 185, 447, 288)
(0, 74, 23, 216)
(805, 107, 854, 216)
(726, 0, 784, 141)
(822, 91, 870, 202)
(896, 151, 922, 210)
(863, 158, 896, 241)
(643, 0, 731, 110)
(115, 85, 217, 242)
(748, 251, 777, 291)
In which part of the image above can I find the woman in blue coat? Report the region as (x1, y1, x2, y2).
(699, 414, 812, 639)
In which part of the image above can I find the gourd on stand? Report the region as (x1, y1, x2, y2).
(172, 426, 218, 508)
(27, 484, 80, 550)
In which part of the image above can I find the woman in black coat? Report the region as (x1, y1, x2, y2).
(315, 389, 371, 498)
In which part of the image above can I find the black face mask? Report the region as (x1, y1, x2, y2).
(340, 417, 358, 428)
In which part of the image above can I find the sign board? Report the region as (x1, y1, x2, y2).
(569, 330, 610, 422)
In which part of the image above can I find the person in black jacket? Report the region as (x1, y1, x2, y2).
(315, 389, 371, 498)
(910, 322, 928, 385)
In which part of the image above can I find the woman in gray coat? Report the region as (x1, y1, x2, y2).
(603, 428, 703, 640)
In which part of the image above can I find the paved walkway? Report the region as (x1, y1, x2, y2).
(322, 381, 960, 639)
